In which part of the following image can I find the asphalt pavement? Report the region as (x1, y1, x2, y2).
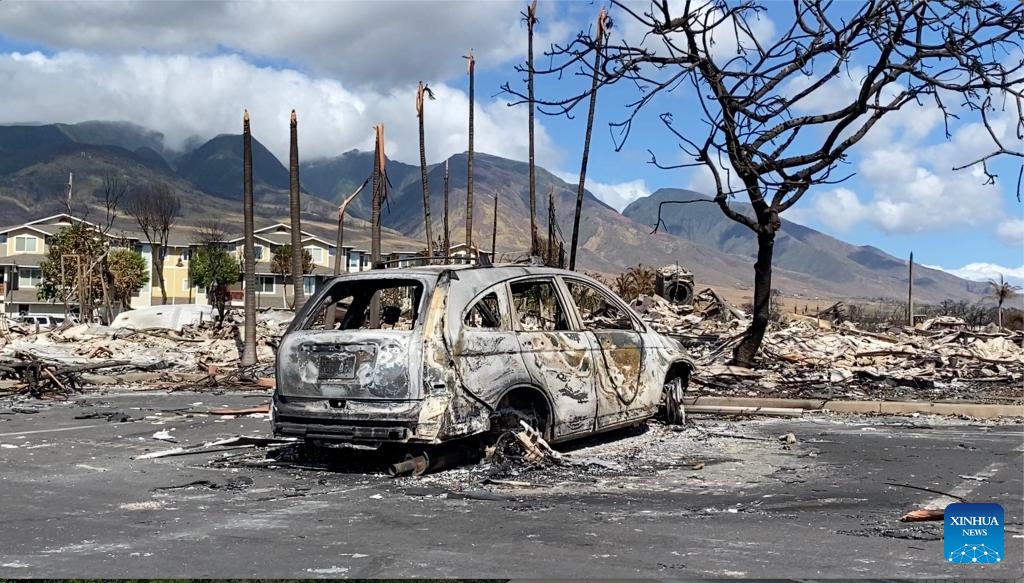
(0, 389, 1020, 579)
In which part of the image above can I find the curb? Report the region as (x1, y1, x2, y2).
(682, 396, 1024, 419)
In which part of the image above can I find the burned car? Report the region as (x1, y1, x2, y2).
(271, 265, 693, 449)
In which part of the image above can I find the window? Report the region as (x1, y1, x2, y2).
(305, 246, 324, 263)
(182, 277, 191, 292)
(18, 268, 42, 288)
(510, 280, 570, 331)
(14, 236, 37, 253)
(303, 275, 316, 296)
(566, 279, 635, 331)
(180, 249, 190, 262)
(257, 276, 275, 294)
(300, 279, 424, 332)
(328, 246, 336, 257)
(254, 246, 264, 261)
(465, 292, 503, 328)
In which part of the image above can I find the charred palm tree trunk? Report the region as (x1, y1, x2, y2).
(416, 82, 436, 262)
(370, 124, 385, 328)
(491, 191, 499, 262)
(288, 110, 305, 311)
(241, 110, 257, 366)
(334, 179, 369, 275)
(526, 0, 539, 256)
(371, 124, 385, 267)
(464, 51, 476, 249)
(569, 8, 607, 271)
(547, 185, 556, 265)
(443, 159, 450, 258)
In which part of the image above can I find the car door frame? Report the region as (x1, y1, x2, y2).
(559, 275, 651, 430)
(505, 275, 598, 440)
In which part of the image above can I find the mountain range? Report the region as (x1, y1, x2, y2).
(0, 120, 987, 303)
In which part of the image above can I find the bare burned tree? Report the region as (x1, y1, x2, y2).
(96, 171, 129, 322)
(504, 0, 1024, 367)
(126, 182, 181, 305)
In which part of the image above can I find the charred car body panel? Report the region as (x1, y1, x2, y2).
(272, 266, 694, 446)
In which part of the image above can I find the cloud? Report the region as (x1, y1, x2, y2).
(552, 171, 651, 210)
(0, 51, 561, 167)
(928, 262, 1024, 287)
(0, 1, 573, 89)
(996, 218, 1024, 247)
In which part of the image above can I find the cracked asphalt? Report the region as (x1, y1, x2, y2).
(0, 389, 1021, 579)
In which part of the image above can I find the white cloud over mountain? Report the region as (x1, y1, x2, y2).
(0, 51, 561, 167)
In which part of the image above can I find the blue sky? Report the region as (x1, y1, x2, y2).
(0, 0, 1020, 283)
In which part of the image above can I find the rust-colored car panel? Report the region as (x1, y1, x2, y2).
(271, 265, 694, 446)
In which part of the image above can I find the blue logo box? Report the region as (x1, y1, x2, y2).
(944, 502, 1004, 564)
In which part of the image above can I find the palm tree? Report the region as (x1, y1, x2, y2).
(371, 124, 385, 267)
(569, 8, 608, 271)
(416, 81, 436, 261)
(443, 158, 450, 258)
(988, 274, 1021, 329)
(464, 51, 476, 248)
(334, 179, 369, 275)
(526, 0, 539, 256)
(288, 110, 305, 311)
(241, 110, 257, 367)
(491, 191, 499, 262)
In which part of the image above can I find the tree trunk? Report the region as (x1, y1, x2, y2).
(569, 9, 606, 271)
(417, 83, 435, 262)
(466, 53, 476, 249)
(443, 159, 450, 258)
(334, 214, 345, 275)
(154, 249, 168, 306)
(491, 192, 498, 262)
(527, 1, 539, 256)
(997, 299, 1003, 329)
(289, 110, 305, 312)
(732, 228, 776, 367)
(370, 124, 384, 328)
(241, 110, 257, 367)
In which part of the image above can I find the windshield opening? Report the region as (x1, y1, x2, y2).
(299, 278, 425, 331)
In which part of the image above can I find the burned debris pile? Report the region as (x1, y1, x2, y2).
(630, 292, 1024, 403)
(0, 308, 293, 397)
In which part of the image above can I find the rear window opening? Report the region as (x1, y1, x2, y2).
(300, 279, 425, 331)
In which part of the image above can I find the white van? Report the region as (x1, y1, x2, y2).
(13, 314, 66, 330)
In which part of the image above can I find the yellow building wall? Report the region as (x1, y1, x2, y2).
(149, 246, 197, 302)
(3, 228, 47, 258)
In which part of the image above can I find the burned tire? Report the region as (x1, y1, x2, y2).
(493, 389, 551, 440)
(663, 280, 694, 306)
(661, 376, 687, 425)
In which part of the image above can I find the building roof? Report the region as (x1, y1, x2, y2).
(0, 254, 48, 267)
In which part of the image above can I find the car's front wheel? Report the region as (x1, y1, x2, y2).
(662, 376, 687, 425)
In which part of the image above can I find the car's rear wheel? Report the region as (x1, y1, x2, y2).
(662, 376, 687, 425)
(492, 389, 551, 440)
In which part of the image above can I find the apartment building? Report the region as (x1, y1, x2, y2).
(0, 214, 429, 316)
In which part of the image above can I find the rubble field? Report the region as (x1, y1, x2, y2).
(632, 292, 1023, 404)
(2, 292, 1021, 407)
